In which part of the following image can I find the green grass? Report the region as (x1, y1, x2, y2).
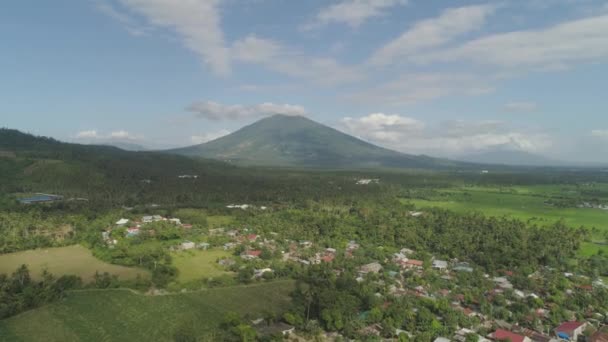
(171, 249, 233, 283)
(0, 280, 295, 342)
(403, 187, 608, 229)
(0, 245, 148, 282)
(206, 215, 234, 228)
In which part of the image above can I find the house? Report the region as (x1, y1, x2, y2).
(180, 241, 195, 250)
(358, 324, 382, 336)
(169, 218, 181, 225)
(116, 218, 129, 226)
(18, 193, 63, 204)
(226, 204, 250, 209)
(491, 329, 531, 342)
(434, 337, 451, 342)
(223, 242, 236, 250)
(182, 224, 193, 229)
(454, 328, 492, 342)
(254, 268, 273, 278)
(433, 260, 448, 271)
(325, 247, 337, 254)
(142, 215, 163, 223)
(454, 262, 474, 273)
(347, 241, 360, 250)
(400, 248, 415, 255)
(322, 254, 335, 263)
(255, 322, 295, 337)
(555, 322, 587, 341)
(299, 241, 313, 248)
(409, 211, 424, 217)
(218, 258, 235, 266)
(126, 227, 140, 237)
(590, 328, 608, 342)
(241, 250, 262, 260)
(403, 259, 424, 269)
(493, 277, 513, 289)
(209, 228, 225, 235)
(197, 242, 210, 250)
(246, 234, 258, 242)
(359, 262, 383, 275)
(356, 178, 379, 185)
(515, 328, 556, 342)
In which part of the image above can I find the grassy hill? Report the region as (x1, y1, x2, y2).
(169, 115, 466, 169)
(0, 280, 294, 341)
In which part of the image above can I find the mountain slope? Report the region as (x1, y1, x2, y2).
(169, 115, 463, 169)
(460, 149, 564, 167)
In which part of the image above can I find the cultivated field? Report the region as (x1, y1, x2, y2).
(0, 280, 295, 341)
(0, 245, 148, 282)
(171, 249, 233, 283)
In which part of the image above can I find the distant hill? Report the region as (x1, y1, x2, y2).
(0, 128, 392, 206)
(460, 149, 565, 167)
(168, 115, 467, 169)
(98, 141, 148, 152)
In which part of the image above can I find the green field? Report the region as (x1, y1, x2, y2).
(206, 215, 234, 228)
(0, 280, 295, 341)
(402, 185, 608, 256)
(171, 249, 233, 283)
(0, 245, 148, 282)
(403, 186, 608, 229)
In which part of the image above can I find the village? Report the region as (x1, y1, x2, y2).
(97, 211, 608, 341)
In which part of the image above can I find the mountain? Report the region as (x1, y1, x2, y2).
(459, 149, 565, 167)
(168, 115, 466, 169)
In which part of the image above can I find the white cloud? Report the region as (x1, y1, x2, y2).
(187, 101, 307, 121)
(113, 0, 230, 75)
(303, 0, 408, 30)
(348, 72, 494, 105)
(95, 1, 150, 36)
(504, 101, 538, 112)
(109, 130, 137, 140)
(232, 35, 364, 85)
(341, 113, 424, 143)
(371, 4, 497, 66)
(76, 130, 100, 139)
(74, 130, 139, 141)
(412, 14, 608, 70)
(191, 129, 230, 144)
(591, 129, 608, 139)
(339, 114, 551, 156)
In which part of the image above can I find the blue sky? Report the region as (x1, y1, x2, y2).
(2, 0, 608, 162)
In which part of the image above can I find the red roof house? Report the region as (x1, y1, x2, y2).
(402, 259, 423, 269)
(492, 329, 529, 342)
(246, 250, 262, 257)
(246, 234, 258, 241)
(555, 322, 588, 340)
(321, 255, 335, 263)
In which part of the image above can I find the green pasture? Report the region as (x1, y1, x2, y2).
(0, 245, 148, 282)
(171, 249, 233, 283)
